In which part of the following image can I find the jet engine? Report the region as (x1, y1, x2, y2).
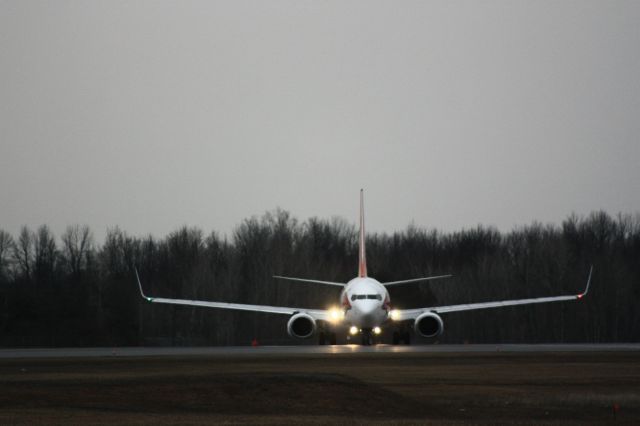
(414, 312, 444, 338)
(287, 313, 316, 339)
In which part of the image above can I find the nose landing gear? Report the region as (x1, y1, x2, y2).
(361, 328, 373, 346)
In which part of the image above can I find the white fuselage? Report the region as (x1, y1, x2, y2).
(341, 277, 390, 329)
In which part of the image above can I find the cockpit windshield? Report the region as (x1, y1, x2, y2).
(351, 294, 382, 301)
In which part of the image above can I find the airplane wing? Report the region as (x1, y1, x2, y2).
(383, 274, 453, 286)
(135, 269, 331, 321)
(393, 266, 593, 321)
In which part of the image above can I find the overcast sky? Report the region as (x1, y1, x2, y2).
(1, 1, 639, 243)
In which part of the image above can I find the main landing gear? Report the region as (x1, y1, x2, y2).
(318, 331, 337, 345)
(319, 327, 404, 346)
(392, 330, 411, 345)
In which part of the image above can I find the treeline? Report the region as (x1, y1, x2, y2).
(0, 210, 638, 347)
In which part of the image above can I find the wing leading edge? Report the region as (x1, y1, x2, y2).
(393, 266, 593, 321)
(135, 269, 331, 321)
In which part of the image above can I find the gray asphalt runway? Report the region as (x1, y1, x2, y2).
(1, 343, 639, 359)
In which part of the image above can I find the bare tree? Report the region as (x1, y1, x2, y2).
(61, 225, 93, 277)
(0, 229, 15, 281)
(0, 210, 638, 346)
(34, 225, 57, 284)
(13, 226, 34, 281)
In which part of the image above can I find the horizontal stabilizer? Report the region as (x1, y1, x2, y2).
(383, 274, 453, 286)
(273, 276, 345, 287)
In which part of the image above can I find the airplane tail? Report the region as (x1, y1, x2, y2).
(358, 189, 367, 278)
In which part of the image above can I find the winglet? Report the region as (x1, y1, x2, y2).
(576, 265, 593, 300)
(134, 267, 153, 302)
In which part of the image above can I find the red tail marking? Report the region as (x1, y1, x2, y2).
(358, 189, 367, 277)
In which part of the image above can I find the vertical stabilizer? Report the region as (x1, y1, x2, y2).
(358, 189, 367, 277)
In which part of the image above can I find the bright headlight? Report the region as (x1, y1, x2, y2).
(328, 308, 344, 323)
(349, 326, 359, 335)
(373, 326, 382, 335)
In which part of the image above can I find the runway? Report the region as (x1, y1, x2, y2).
(1, 343, 639, 359)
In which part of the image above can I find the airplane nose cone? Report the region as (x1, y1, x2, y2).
(353, 300, 381, 327)
(355, 300, 377, 314)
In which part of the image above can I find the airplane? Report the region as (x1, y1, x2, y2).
(135, 190, 593, 345)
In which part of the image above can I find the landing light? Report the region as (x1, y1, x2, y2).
(328, 308, 344, 323)
(373, 326, 382, 335)
(349, 326, 359, 335)
(389, 310, 400, 320)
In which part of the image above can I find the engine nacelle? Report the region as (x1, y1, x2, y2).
(287, 313, 317, 339)
(414, 312, 444, 338)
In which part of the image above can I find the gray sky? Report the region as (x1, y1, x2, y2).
(1, 1, 639, 243)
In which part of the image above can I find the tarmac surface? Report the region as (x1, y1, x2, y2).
(0, 343, 639, 358)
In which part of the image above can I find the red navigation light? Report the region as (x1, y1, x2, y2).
(577, 293, 584, 300)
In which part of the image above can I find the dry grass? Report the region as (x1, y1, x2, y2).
(0, 351, 638, 425)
